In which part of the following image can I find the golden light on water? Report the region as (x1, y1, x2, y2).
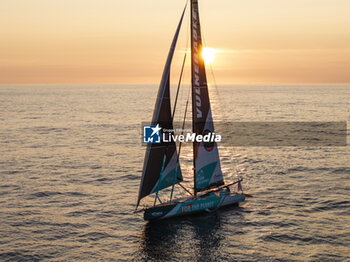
(202, 47, 219, 65)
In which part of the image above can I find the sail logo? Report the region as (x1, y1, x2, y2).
(143, 124, 162, 144)
(192, 6, 203, 119)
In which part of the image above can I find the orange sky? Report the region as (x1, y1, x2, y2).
(1, 0, 350, 84)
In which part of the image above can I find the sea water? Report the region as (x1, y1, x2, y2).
(0, 84, 349, 261)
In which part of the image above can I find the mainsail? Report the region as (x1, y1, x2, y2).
(136, 6, 186, 207)
(191, 0, 224, 194)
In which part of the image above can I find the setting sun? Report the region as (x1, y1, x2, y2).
(202, 47, 219, 65)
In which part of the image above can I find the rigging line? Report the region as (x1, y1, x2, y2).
(177, 85, 191, 158)
(170, 80, 191, 200)
(172, 81, 192, 196)
(154, 153, 167, 206)
(201, 33, 230, 130)
(208, 63, 229, 122)
(170, 15, 190, 201)
(172, 52, 187, 120)
(202, 35, 220, 95)
(172, 13, 190, 120)
(207, 57, 229, 120)
(178, 182, 193, 196)
(172, 1, 190, 120)
(176, 6, 190, 124)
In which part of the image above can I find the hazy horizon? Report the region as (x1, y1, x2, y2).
(1, 0, 350, 84)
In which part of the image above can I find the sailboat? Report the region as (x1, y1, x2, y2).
(136, 0, 247, 221)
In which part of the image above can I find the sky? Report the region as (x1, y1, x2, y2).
(1, 0, 350, 84)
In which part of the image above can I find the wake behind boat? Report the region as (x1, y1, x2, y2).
(136, 0, 249, 221)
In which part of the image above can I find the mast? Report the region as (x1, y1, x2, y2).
(190, 0, 224, 194)
(190, 0, 197, 196)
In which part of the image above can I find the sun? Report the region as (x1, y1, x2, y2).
(201, 47, 219, 65)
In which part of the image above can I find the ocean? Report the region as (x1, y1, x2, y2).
(0, 84, 349, 261)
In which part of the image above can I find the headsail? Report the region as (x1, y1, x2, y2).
(137, 6, 186, 207)
(191, 0, 224, 194)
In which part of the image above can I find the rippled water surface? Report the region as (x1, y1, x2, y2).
(0, 84, 349, 261)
